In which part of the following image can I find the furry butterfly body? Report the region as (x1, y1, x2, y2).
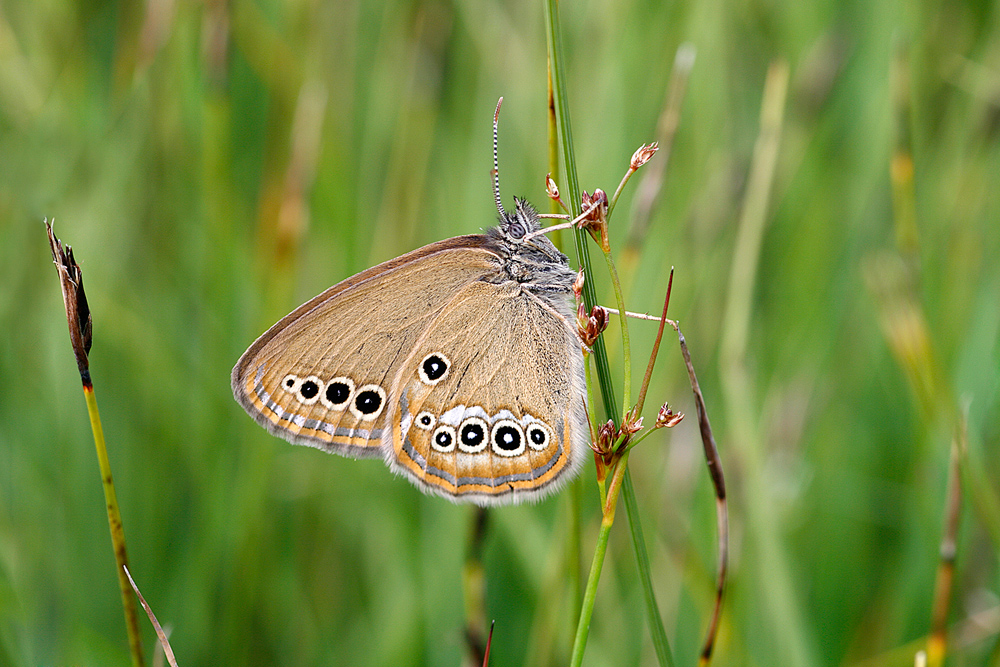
(232, 197, 589, 505)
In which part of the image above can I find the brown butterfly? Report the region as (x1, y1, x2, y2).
(232, 99, 588, 505)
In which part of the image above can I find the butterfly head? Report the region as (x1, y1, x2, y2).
(498, 196, 540, 242)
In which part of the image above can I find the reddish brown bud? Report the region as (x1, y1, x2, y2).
(598, 419, 616, 449)
(46, 221, 93, 381)
(590, 419, 618, 467)
(577, 305, 609, 347)
(590, 306, 609, 334)
(578, 190, 610, 251)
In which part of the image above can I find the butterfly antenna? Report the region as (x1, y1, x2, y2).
(492, 97, 507, 218)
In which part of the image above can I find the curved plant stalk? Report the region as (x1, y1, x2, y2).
(482, 621, 496, 667)
(569, 450, 632, 666)
(674, 325, 729, 665)
(124, 566, 178, 667)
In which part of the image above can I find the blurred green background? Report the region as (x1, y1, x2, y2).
(2, 0, 998, 665)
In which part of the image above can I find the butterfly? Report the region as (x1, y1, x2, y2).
(232, 99, 589, 505)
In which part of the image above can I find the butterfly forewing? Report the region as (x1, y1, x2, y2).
(387, 279, 588, 504)
(232, 238, 505, 457)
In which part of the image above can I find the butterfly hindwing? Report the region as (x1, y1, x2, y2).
(386, 279, 588, 505)
(232, 237, 506, 457)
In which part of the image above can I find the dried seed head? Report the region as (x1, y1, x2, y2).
(622, 415, 644, 437)
(630, 142, 659, 170)
(545, 173, 561, 201)
(46, 221, 93, 380)
(572, 268, 585, 300)
(617, 406, 644, 444)
(576, 301, 589, 343)
(655, 402, 685, 428)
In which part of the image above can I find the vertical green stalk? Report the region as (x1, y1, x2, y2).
(85, 386, 145, 667)
(545, 3, 673, 666)
(622, 474, 673, 667)
(547, 61, 565, 249)
(544, 0, 580, 215)
(544, 0, 617, 420)
(550, 56, 580, 657)
(569, 451, 630, 666)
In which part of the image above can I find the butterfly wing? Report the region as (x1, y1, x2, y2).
(385, 279, 588, 505)
(232, 236, 506, 458)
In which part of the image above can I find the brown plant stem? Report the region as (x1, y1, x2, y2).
(927, 419, 965, 667)
(124, 566, 178, 667)
(634, 269, 673, 416)
(674, 325, 728, 664)
(463, 506, 490, 666)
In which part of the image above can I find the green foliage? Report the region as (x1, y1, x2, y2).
(1, 0, 998, 665)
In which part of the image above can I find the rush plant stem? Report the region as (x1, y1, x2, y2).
(545, 1, 673, 664)
(570, 452, 629, 664)
(47, 222, 145, 667)
(621, 475, 673, 667)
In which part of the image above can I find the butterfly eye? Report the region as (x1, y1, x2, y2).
(430, 425, 456, 453)
(419, 353, 451, 385)
(282, 374, 302, 393)
(298, 376, 323, 405)
(415, 411, 436, 430)
(490, 419, 525, 457)
(457, 417, 488, 453)
(507, 220, 526, 239)
(321, 376, 354, 410)
(349, 384, 386, 421)
(526, 422, 552, 451)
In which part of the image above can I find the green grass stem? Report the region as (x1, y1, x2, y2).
(84, 386, 145, 667)
(622, 473, 674, 667)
